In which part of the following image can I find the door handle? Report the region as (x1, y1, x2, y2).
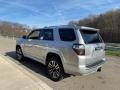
(28, 39, 32, 42)
(95, 47, 103, 51)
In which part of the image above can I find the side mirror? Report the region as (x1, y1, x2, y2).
(22, 35, 27, 39)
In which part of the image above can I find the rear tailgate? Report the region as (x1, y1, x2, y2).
(80, 29, 105, 65)
(85, 43, 105, 65)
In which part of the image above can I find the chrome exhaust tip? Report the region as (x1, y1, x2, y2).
(97, 67, 101, 72)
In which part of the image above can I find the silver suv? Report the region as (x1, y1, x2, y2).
(16, 25, 106, 81)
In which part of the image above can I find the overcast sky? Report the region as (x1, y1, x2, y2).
(0, 0, 120, 27)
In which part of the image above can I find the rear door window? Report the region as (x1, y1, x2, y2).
(80, 30, 102, 44)
(59, 28, 76, 41)
(40, 29, 53, 41)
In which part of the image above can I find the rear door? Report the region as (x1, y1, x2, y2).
(80, 29, 105, 65)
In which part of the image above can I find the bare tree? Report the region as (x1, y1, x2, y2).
(0, 20, 31, 38)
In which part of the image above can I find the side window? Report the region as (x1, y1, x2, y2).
(41, 29, 53, 41)
(28, 30, 40, 39)
(59, 28, 76, 41)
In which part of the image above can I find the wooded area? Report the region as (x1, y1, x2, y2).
(0, 20, 30, 38)
(69, 9, 120, 43)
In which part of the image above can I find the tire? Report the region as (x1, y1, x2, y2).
(16, 46, 24, 61)
(47, 56, 64, 81)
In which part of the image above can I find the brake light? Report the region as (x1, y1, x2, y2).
(72, 44, 85, 55)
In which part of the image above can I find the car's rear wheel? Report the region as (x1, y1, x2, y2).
(16, 46, 24, 61)
(47, 56, 64, 81)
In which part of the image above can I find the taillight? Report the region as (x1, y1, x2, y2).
(72, 44, 85, 55)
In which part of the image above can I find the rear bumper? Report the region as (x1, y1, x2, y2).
(77, 58, 106, 75)
(64, 58, 106, 75)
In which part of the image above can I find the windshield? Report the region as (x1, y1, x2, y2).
(80, 29, 102, 44)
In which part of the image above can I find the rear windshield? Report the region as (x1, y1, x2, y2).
(80, 30, 102, 44)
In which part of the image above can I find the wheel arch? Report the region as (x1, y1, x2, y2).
(16, 45, 21, 50)
(45, 52, 65, 72)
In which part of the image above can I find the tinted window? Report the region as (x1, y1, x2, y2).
(59, 28, 76, 41)
(41, 29, 53, 40)
(28, 30, 40, 39)
(80, 30, 102, 44)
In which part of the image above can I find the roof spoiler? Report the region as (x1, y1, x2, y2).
(80, 26, 99, 31)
